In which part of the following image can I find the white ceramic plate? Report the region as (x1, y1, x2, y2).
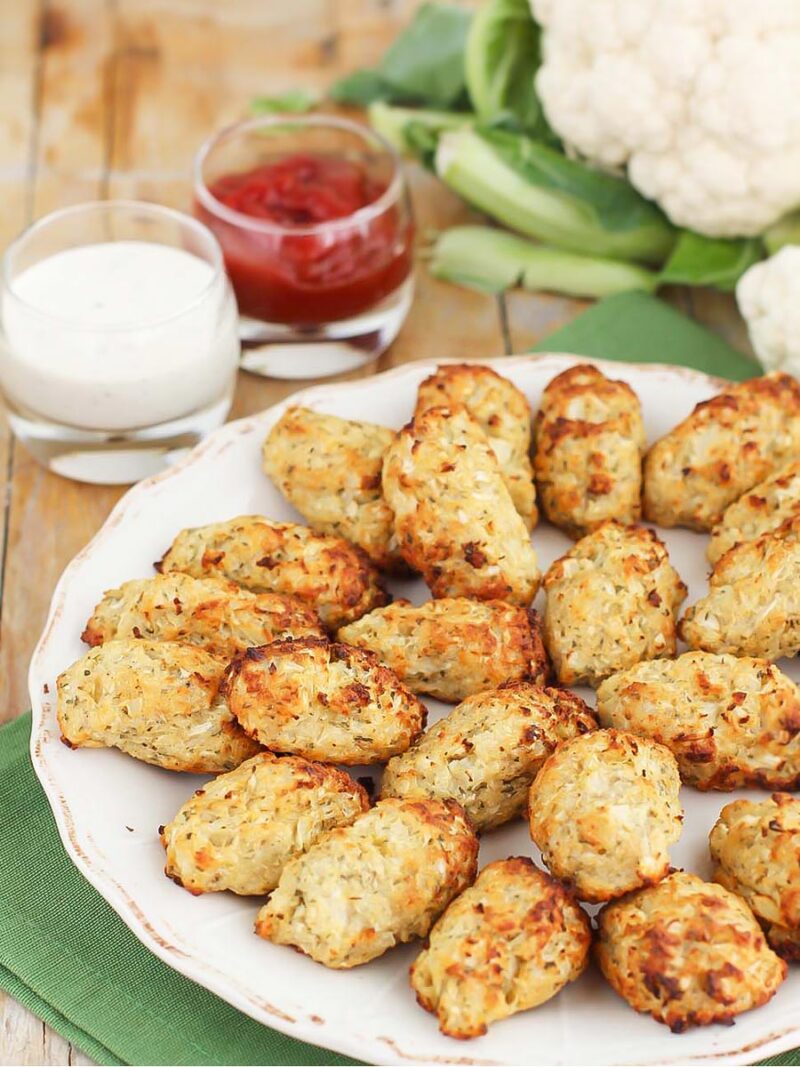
(30, 354, 800, 1067)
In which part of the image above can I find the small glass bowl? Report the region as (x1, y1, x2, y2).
(193, 115, 414, 380)
(0, 200, 240, 484)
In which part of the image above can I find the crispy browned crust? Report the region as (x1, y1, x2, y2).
(410, 857, 591, 1038)
(255, 797, 479, 968)
(338, 598, 549, 702)
(415, 363, 538, 530)
(644, 372, 800, 531)
(597, 652, 800, 791)
(262, 407, 405, 571)
(528, 729, 682, 903)
(382, 404, 540, 604)
(596, 872, 787, 1032)
(161, 752, 369, 895)
(543, 521, 686, 686)
(224, 636, 426, 764)
(57, 639, 260, 773)
(708, 460, 800, 564)
(710, 794, 800, 960)
(81, 572, 323, 658)
(156, 515, 389, 630)
(533, 364, 645, 539)
(381, 682, 596, 831)
(680, 514, 800, 661)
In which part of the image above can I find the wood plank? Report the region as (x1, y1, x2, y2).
(0, 0, 121, 727)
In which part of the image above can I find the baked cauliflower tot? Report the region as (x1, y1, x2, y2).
(708, 460, 800, 564)
(643, 372, 800, 531)
(710, 794, 800, 961)
(596, 652, 800, 791)
(680, 515, 800, 660)
(255, 797, 478, 968)
(262, 407, 402, 570)
(382, 404, 540, 605)
(596, 872, 787, 1032)
(380, 683, 596, 831)
(82, 572, 323, 659)
(157, 515, 388, 630)
(410, 858, 590, 1039)
(57, 640, 259, 772)
(534, 364, 645, 538)
(161, 752, 368, 895)
(542, 521, 686, 686)
(528, 730, 682, 903)
(224, 637, 426, 765)
(415, 363, 537, 529)
(337, 598, 549, 703)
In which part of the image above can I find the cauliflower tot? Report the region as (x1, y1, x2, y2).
(255, 797, 479, 968)
(528, 730, 682, 903)
(410, 858, 591, 1038)
(382, 404, 540, 605)
(534, 364, 644, 538)
(542, 521, 686, 686)
(337, 598, 549, 702)
(415, 363, 537, 529)
(596, 872, 787, 1032)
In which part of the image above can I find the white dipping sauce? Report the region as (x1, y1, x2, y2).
(1, 240, 239, 431)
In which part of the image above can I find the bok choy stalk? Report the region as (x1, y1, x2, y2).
(430, 226, 658, 298)
(435, 127, 676, 265)
(368, 102, 472, 155)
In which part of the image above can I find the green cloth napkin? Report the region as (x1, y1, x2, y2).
(0, 292, 790, 1067)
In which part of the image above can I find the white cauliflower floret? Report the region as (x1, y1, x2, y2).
(530, 0, 800, 237)
(736, 247, 800, 373)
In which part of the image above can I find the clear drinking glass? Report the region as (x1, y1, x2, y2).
(193, 115, 414, 380)
(0, 201, 240, 484)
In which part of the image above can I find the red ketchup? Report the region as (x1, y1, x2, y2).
(195, 153, 413, 325)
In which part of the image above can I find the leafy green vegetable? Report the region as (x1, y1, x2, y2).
(764, 211, 800, 254)
(329, 3, 472, 109)
(367, 101, 473, 155)
(329, 70, 395, 107)
(436, 127, 675, 264)
(659, 231, 764, 291)
(430, 226, 657, 297)
(464, 0, 555, 142)
(250, 89, 320, 115)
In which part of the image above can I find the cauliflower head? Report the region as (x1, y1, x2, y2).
(530, 0, 800, 237)
(737, 246, 800, 373)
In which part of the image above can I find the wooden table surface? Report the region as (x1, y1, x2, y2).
(0, 2, 753, 1063)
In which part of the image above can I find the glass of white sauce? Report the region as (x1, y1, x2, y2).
(0, 200, 240, 484)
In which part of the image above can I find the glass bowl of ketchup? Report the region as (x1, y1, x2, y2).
(193, 114, 414, 379)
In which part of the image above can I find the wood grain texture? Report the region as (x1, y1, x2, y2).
(0, 1, 753, 1063)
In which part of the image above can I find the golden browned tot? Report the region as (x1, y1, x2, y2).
(415, 363, 537, 529)
(710, 794, 800, 961)
(57, 640, 259, 773)
(643, 371, 800, 531)
(381, 683, 596, 831)
(680, 515, 800, 660)
(542, 521, 686, 686)
(596, 872, 787, 1032)
(224, 637, 426, 765)
(337, 598, 549, 702)
(156, 515, 388, 629)
(534, 364, 645, 538)
(262, 407, 403, 570)
(382, 404, 540, 605)
(410, 858, 591, 1039)
(528, 730, 682, 903)
(161, 752, 368, 895)
(82, 571, 323, 659)
(596, 652, 800, 790)
(708, 459, 800, 564)
(255, 797, 479, 968)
